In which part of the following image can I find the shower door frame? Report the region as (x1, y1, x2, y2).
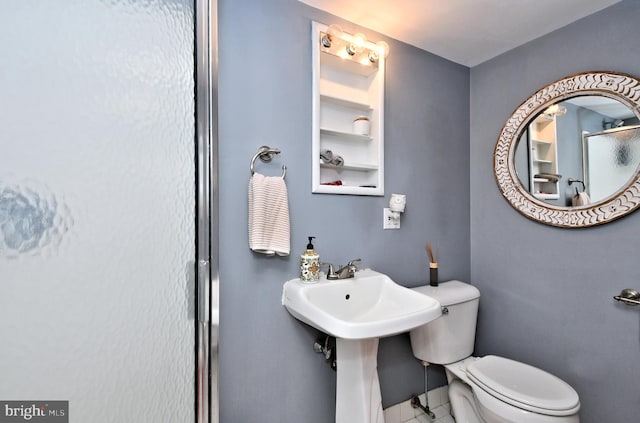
(195, 0, 219, 422)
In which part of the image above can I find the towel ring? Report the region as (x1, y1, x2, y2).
(250, 146, 286, 179)
(568, 178, 586, 192)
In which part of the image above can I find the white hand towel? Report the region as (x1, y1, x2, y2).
(248, 172, 290, 256)
(572, 191, 591, 206)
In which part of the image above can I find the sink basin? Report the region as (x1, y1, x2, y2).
(282, 269, 442, 339)
(283, 269, 442, 423)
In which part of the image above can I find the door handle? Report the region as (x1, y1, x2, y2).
(198, 259, 210, 323)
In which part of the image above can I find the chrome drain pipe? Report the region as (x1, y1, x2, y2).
(313, 335, 337, 371)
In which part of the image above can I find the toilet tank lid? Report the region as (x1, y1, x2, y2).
(412, 280, 480, 306)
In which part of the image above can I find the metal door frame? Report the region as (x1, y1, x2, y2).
(195, 0, 218, 422)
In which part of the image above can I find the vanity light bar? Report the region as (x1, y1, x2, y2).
(319, 25, 389, 66)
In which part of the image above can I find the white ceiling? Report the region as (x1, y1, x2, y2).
(566, 97, 636, 120)
(298, 0, 622, 67)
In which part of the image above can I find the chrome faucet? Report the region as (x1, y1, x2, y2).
(326, 259, 361, 280)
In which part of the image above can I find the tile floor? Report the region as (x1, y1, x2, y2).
(383, 387, 454, 423)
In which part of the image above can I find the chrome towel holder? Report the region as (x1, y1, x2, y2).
(250, 145, 286, 179)
(613, 288, 640, 306)
(567, 178, 586, 194)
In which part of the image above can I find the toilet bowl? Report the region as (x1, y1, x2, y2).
(409, 281, 580, 423)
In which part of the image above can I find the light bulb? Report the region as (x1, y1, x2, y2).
(347, 32, 366, 56)
(337, 49, 350, 59)
(543, 104, 567, 119)
(352, 33, 366, 48)
(326, 24, 344, 48)
(545, 104, 559, 115)
(321, 33, 331, 48)
(368, 41, 389, 63)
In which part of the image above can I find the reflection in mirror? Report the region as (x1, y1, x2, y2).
(514, 96, 640, 207)
(584, 125, 640, 203)
(494, 71, 640, 227)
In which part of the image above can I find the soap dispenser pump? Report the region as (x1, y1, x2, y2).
(300, 236, 320, 283)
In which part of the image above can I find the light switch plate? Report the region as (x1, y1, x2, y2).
(383, 208, 400, 229)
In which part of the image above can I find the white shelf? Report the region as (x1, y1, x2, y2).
(320, 94, 372, 111)
(321, 162, 378, 171)
(320, 128, 372, 142)
(532, 139, 552, 145)
(315, 184, 380, 196)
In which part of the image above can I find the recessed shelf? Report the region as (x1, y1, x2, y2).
(528, 114, 559, 200)
(320, 128, 373, 142)
(532, 139, 552, 145)
(320, 94, 372, 111)
(312, 21, 385, 196)
(320, 162, 378, 171)
(315, 184, 380, 196)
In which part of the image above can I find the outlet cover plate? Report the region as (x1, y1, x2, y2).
(383, 208, 400, 229)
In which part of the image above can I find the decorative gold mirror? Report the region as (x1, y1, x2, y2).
(495, 71, 640, 227)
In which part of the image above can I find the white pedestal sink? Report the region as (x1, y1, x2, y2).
(282, 269, 441, 423)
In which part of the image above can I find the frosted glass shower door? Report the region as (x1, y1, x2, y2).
(584, 126, 640, 203)
(0, 2, 196, 422)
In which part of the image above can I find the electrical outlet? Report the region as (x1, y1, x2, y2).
(383, 208, 400, 229)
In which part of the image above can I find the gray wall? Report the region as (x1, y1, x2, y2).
(220, 0, 640, 421)
(218, 0, 469, 421)
(470, 1, 640, 423)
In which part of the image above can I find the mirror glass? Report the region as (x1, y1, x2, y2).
(494, 71, 640, 227)
(514, 96, 640, 207)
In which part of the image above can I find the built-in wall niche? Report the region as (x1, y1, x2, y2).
(311, 21, 387, 196)
(527, 113, 560, 200)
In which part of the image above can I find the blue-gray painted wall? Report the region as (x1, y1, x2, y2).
(471, 1, 640, 423)
(218, 0, 469, 421)
(220, 0, 639, 421)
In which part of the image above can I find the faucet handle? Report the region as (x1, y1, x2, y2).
(347, 258, 362, 269)
(322, 262, 339, 280)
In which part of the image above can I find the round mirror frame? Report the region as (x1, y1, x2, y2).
(495, 71, 640, 228)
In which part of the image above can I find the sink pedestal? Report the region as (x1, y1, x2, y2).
(282, 270, 443, 422)
(335, 338, 384, 423)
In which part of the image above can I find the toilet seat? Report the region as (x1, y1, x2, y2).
(466, 355, 580, 417)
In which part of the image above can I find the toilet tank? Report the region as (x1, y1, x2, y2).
(409, 280, 480, 365)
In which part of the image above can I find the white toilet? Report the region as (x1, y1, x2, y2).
(409, 281, 580, 423)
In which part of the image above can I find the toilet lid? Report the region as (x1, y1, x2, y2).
(467, 355, 580, 416)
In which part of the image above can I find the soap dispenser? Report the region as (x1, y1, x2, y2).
(300, 236, 320, 283)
